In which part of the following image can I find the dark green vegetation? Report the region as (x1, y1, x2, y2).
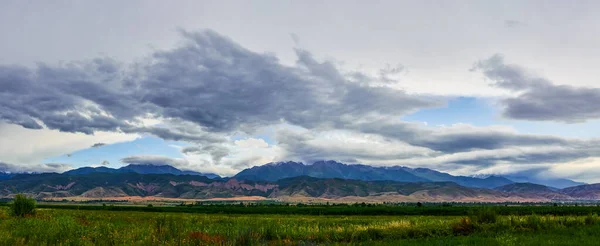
(1, 206, 600, 245)
(9, 194, 36, 217)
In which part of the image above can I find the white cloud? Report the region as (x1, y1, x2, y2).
(234, 138, 269, 148)
(0, 123, 138, 165)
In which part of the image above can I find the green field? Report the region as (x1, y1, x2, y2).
(2, 205, 600, 245)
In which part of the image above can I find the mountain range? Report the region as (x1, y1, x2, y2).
(233, 161, 577, 189)
(63, 164, 221, 179)
(0, 161, 595, 202)
(0, 172, 598, 202)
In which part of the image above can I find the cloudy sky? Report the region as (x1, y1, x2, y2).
(2, 1, 600, 182)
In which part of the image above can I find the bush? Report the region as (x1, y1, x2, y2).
(470, 208, 498, 224)
(452, 217, 475, 235)
(585, 213, 597, 225)
(10, 194, 36, 217)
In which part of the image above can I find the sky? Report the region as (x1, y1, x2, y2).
(2, 0, 600, 182)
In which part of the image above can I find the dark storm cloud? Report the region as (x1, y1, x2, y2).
(122, 125, 226, 144)
(351, 120, 569, 153)
(452, 150, 590, 166)
(0, 60, 137, 134)
(474, 54, 600, 122)
(137, 30, 438, 133)
(0, 29, 438, 141)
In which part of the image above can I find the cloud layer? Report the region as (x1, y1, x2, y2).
(0, 29, 438, 146)
(1, 30, 600, 181)
(474, 54, 600, 123)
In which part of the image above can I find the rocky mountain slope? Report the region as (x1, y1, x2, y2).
(561, 184, 600, 200)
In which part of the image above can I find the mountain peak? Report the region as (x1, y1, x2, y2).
(235, 160, 428, 183)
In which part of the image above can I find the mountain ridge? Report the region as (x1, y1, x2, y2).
(2, 172, 594, 202)
(64, 164, 221, 179)
(234, 160, 513, 189)
(0, 161, 592, 202)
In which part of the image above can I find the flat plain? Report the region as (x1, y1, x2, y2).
(2, 204, 600, 245)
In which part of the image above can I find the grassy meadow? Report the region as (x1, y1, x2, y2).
(1, 206, 600, 245)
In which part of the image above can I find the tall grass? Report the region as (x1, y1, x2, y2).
(0, 207, 599, 245)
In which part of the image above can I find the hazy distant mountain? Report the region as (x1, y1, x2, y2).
(235, 161, 512, 189)
(64, 164, 220, 179)
(500, 174, 585, 189)
(400, 167, 513, 189)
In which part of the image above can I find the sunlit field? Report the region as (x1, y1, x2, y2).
(1, 206, 600, 245)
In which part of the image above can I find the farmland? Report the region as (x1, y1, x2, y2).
(1, 204, 600, 245)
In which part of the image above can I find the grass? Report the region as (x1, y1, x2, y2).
(6, 202, 600, 216)
(1, 207, 600, 245)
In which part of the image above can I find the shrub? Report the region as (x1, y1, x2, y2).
(10, 194, 36, 217)
(452, 217, 475, 235)
(525, 214, 543, 230)
(470, 208, 498, 224)
(585, 213, 597, 225)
